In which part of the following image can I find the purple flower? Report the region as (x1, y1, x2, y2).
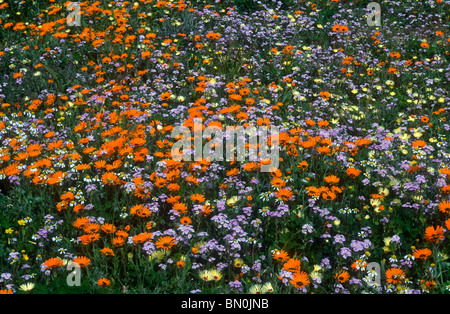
(338, 247, 352, 259)
(333, 234, 346, 244)
(391, 235, 401, 244)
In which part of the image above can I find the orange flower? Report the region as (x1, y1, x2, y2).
(132, 232, 153, 244)
(446, 218, 450, 230)
(167, 195, 181, 204)
(438, 200, 450, 214)
(101, 223, 117, 234)
(27, 143, 43, 157)
(290, 271, 310, 289)
(73, 217, 91, 229)
(206, 32, 221, 40)
(102, 172, 119, 185)
(256, 117, 271, 126)
(271, 177, 286, 189)
(412, 140, 426, 148)
(442, 185, 450, 194)
(155, 236, 177, 250)
(332, 24, 341, 32)
(190, 194, 205, 203)
(413, 248, 432, 260)
(180, 216, 192, 225)
(324, 175, 340, 185)
(97, 278, 111, 287)
(351, 259, 368, 270)
(239, 162, 256, 172)
(78, 234, 93, 245)
(113, 236, 125, 247)
(83, 223, 100, 234)
(200, 205, 213, 216)
(130, 204, 151, 217)
(389, 51, 401, 58)
(346, 167, 361, 178)
(317, 120, 329, 128)
(76, 163, 91, 171)
(439, 168, 450, 176)
(297, 161, 309, 171)
(319, 91, 330, 100)
(275, 188, 294, 201)
(322, 190, 337, 201)
(116, 229, 129, 238)
(283, 258, 301, 274)
(272, 249, 289, 261)
(385, 268, 405, 284)
(424, 225, 445, 243)
(316, 146, 331, 155)
(177, 261, 185, 268)
(99, 247, 115, 256)
(355, 138, 372, 147)
(94, 160, 107, 169)
(339, 25, 349, 33)
(43, 257, 63, 269)
(73, 256, 91, 268)
(388, 67, 398, 74)
(335, 270, 350, 283)
(46, 171, 64, 185)
(173, 202, 188, 214)
(3, 161, 21, 176)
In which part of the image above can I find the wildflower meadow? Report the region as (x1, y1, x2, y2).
(0, 0, 449, 296)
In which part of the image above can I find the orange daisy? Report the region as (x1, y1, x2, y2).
(43, 257, 64, 269)
(272, 249, 289, 262)
(385, 268, 405, 284)
(424, 225, 445, 243)
(290, 271, 310, 289)
(413, 248, 432, 260)
(335, 270, 350, 283)
(73, 256, 91, 268)
(438, 200, 450, 214)
(97, 278, 111, 287)
(155, 236, 177, 250)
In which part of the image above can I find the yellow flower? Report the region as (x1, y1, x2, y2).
(19, 283, 35, 292)
(370, 199, 381, 208)
(399, 133, 410, 141)
(18, 219, 26, 226)
(5, 228, 14, 234)
(249, 284, 264, 294)
(378, 187, 389, 197)
(310, 264, 323, 279)
(262, 282, 274, 293)
(209, 269, 223, 281)
(234, 258, 244, 268)
(149, 250, 169, 262)
(226, 196, 239, 206)
(384, 237, 392, 246)
(199, 270, 213, 281)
